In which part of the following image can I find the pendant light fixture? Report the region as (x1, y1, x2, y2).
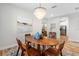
(34, 4, 47, 20)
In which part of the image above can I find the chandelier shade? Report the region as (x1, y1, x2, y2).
(34, 7, 47, 20)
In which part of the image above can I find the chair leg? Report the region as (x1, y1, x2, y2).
(60, 51, 63, 56)
(16, 47, 20, 56)
(21, 51, 24, 56)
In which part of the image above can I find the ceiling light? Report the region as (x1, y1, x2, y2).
(34, 4, 47, 20)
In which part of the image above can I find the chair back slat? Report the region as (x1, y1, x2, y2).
(58, 41, 65, 51)
(16, 38, 26, 54)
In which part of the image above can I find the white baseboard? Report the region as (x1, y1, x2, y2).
(68, 37, 79, 42)
(0, 44, 17, 50)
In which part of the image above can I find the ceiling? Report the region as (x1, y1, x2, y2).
(11, 3, 79, 18)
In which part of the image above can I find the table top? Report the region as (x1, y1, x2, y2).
(26, 36, 59, 46)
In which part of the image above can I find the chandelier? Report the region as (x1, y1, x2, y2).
(34, 4, 47, 20)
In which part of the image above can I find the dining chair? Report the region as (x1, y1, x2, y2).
(25, 34, 31, 43)
(43, 41, 65, 56)
(49, 32, 56, 39)
(16, 38, 26, 56)
(23, 42, 41, 56)
(16, 38, 41, 56)
(24, 47, 41, 56)
(25, 33, 34, 47)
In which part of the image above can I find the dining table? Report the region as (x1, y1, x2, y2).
(25, 36, 59, 51)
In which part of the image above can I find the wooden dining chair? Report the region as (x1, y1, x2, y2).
(25, 34, 31, 43)
(49, 32, 56, 39)
(16, 38, 41, 56)
(23, 42, 41, 56)
(25, 33, 35, 48)
(16, 38, 27, 56)
(43, 41, 65, 56)
(24, 47, 41, 56)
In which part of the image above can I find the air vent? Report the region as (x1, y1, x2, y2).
(75, 7, 79, 10)
(51, 5, 57, 8)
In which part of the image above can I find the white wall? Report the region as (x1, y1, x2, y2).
(17, 23, 32, 40)
(68, 12, 79, 42)
(43, 17, 69, 39)
(0, 4, 17, 50)
(47, 18, 60, 38)
(0, 4, 33, 50)
(32, 19, 42, 35)
(45, 12, 79, 42)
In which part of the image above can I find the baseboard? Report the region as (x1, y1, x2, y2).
(0, 44, 17, 50)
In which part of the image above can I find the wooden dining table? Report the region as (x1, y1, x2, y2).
(25, 36, 59, 50)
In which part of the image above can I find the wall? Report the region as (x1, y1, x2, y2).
(43, 17, 69, 39)
(32, 19, 43, 35)
(17, 23, 32, 40)
(44, 18, 61, 38)
(68, 12, 79, 42)
(45, 12, 79, 42)
(0, 4, 33, 50)
(0, 3, 79, 50)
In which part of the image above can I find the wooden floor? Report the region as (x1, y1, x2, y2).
(0, 46, 17, 56)
(0, 36, 79, 56)
(63, 40, 79, 56)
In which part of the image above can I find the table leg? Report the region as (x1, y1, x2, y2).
(41, 45, 46, 56)
(33, 43, 35, 47)
(37, 44, 40, 50)
(42, 45, 45, 50)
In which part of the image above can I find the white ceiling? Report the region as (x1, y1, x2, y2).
(11, 3, 79, 18)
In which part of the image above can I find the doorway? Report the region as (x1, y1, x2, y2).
(59, 17, 69, 36)
(60, 25, 67, 36)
